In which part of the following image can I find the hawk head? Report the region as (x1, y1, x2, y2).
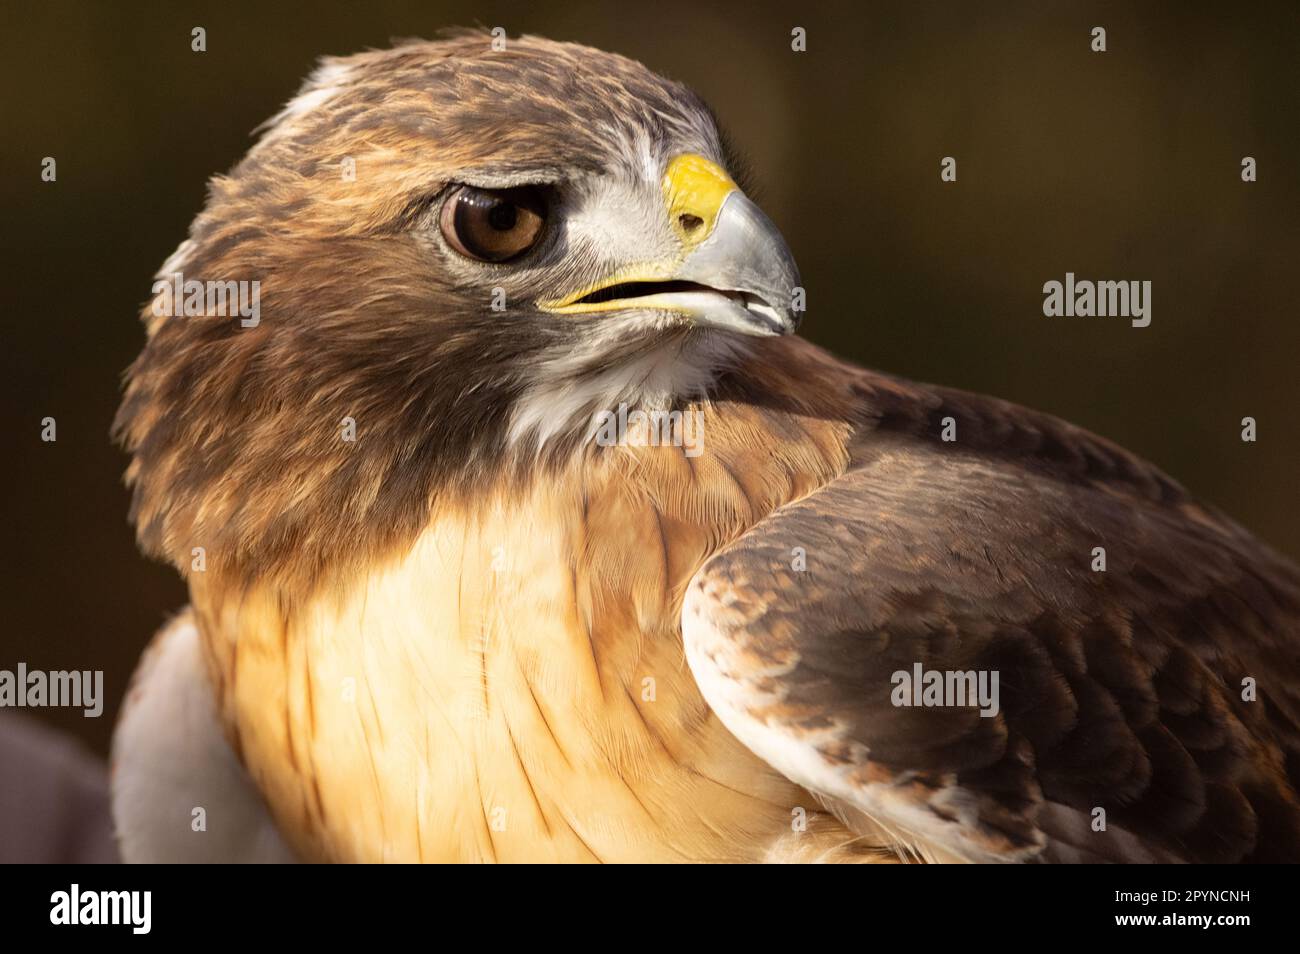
(115, 32, 801, 586)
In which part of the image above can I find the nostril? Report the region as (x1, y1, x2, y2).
(678, 213, 704, 233)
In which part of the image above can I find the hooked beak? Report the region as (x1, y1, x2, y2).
(540, 154, 802, 337)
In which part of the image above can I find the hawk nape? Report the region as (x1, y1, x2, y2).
(111, 33, 1300, 863)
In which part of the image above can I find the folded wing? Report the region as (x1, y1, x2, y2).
(684, 402, 1300, 863)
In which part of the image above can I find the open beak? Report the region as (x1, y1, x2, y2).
(540, 154, 802, 337)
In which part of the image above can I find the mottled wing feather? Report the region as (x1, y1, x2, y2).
(684, 415, 1300, 863)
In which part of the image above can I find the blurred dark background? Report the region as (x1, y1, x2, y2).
(2, 0, 1297, 756)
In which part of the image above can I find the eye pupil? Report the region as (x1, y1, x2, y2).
(440, 185, 546, 263)
(488, 202, 517, 231)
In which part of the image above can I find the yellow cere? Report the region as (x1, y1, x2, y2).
(662, 154, 737, 247)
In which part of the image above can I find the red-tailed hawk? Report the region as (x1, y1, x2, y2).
(111, 33, 1300, 863)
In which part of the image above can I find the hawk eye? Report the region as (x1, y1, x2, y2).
(440, 185, 546, 263)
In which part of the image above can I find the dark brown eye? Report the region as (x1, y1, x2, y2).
(439, 185, 546, 262)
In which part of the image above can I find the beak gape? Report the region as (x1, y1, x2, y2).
(543, 154, 802, 337)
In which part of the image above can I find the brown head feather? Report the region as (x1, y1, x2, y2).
(115, 34, 732, 590)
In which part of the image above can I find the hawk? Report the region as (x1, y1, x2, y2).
(111, 33, 1300, 863)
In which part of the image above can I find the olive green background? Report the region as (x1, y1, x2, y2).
(3, 0, 1297, 754)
